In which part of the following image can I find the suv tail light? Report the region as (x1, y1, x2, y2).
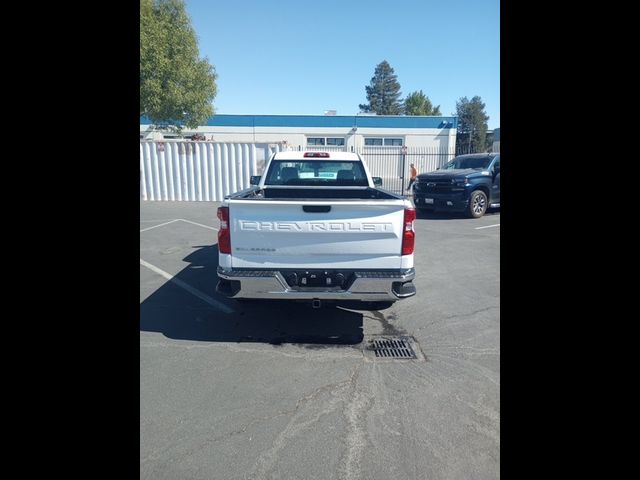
(217, 207, 231, 254)
(401, 208, 416, 255)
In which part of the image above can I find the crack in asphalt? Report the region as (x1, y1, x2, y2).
(247, 364, 362, 480)
(338, 364, 374, 480)
(140, 365, 364, 468)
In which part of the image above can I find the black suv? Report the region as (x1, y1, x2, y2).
(413, 153, 500, 218)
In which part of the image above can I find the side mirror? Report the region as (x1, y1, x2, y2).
(250, 175, 261, 186)
(372, 177, 383, 187)
(493, 165, 500, 175)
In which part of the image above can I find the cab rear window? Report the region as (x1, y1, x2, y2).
(264, 161, 368, 186)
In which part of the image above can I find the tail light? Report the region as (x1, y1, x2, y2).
(217, 207, 231, 254)
(402, 208, 416, 255)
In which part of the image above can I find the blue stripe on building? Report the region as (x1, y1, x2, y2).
(140, 114, 457, 129)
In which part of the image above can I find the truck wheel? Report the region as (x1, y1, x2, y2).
(467, 190, 488, 218)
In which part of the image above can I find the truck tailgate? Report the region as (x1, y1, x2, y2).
(228, 199, 406, 269)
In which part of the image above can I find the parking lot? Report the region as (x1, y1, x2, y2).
(140, 200, 500, 479)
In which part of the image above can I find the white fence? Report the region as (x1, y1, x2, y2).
(140, 141, 456, 201)
(140, 141, 284, 201)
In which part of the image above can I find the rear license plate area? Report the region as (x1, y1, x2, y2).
(283, 270, 349, 288)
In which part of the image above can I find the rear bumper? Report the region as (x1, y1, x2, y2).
(216, 266, 416, 302)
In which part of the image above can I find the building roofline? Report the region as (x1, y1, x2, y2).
(140, 114, 458, 129)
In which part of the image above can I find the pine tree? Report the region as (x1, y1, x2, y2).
(404, 90, 441, 116)
(455, 96, 490, 153)
(358, 61, 403, 115)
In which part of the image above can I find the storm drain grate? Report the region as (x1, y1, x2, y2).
(366, 336, 417, 359)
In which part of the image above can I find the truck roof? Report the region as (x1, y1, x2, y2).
(272, 151, 361, 161)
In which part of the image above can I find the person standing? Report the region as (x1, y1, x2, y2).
(407, 163, 418, 192)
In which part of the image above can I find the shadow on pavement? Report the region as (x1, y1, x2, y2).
(140, 244, 364, 346)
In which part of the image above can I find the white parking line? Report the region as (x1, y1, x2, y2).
(475, 224, 500, 230)
(177, 218, 219, 230)
(140, 258, 234, 313)
(140, 219, 180, 233)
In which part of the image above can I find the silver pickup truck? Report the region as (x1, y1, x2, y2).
(216, 151, 416, 308)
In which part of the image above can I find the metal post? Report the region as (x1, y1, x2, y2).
(401, 152, 405, 193)
(401, 145, 408, 194)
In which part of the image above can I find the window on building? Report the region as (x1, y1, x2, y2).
(307, 137, 345, 146)
(364, 137, 403, 146)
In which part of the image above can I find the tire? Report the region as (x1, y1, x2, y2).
(467, 190, 488, 218)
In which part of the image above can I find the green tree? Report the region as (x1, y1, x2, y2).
(404, 90, 441, 116)
(359, 60, 403, 115)
(455, 96, 490, 153)
(140, 0, 217, 130)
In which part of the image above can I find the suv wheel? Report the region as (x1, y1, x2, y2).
(468, 190, 488, 218)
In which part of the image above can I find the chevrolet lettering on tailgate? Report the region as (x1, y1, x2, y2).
(239, 221, 394, 232)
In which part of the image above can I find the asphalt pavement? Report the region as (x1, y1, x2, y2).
(140, 200, 500, 480)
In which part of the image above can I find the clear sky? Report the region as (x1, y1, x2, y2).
(185, 0, 500, 129)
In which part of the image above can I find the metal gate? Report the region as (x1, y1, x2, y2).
(356, 147, 405, 194)
(359, 146, 455, 195)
